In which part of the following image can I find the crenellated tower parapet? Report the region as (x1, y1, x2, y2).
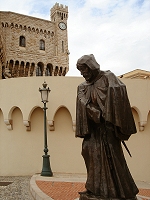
(50, 3, 68, 22)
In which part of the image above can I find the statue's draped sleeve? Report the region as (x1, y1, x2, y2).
(102, 71, 137, 140)
(76, 84, 90, 137)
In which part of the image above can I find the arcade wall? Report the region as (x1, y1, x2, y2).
(0, 77, 150, 182)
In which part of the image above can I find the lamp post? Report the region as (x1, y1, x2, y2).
(39, 81, 53, 177)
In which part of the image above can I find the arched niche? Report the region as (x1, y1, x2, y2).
(50, 106, 74, 132)
(12, 107, 24, 129)
(23, 106, 42, 131)
(132, 106, 148, 131)
(132, 106, 140, 118)
(3, 106, 22, 130)
(30, 106, 43, 134)
(131, 107, 139, 131)
(47, 106, 82, 173)
(145, 111, 150, 132)
(0, 109, 4, 129)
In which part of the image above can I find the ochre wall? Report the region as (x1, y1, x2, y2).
(0, 76, 150, 182)
(123, 109, 150, 181)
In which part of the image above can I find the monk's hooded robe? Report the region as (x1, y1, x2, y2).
(76, 54, 139, 199)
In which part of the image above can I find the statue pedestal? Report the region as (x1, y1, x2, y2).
(79, 193, 139, 200)
(79, 193, 109, 200)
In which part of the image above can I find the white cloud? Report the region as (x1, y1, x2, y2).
(0, 0, 150, 76)
(0, 0, 35, 15)
(67, 0, 150, 76)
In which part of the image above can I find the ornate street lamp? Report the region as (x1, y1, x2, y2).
(39, 81, 53, 176)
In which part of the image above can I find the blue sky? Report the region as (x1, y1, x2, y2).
(0, 0, 150, 76)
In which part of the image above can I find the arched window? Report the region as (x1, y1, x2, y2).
(45, 64, 53, 76)
(2, 66, 6, 79)
(19, 36, 26, 47)
(36, 62, 44, 76)
(39, 39, 45, 50)
(30, 63, 35, 76)
(54, 66, 58, 76)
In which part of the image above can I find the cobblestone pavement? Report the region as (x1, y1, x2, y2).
(0, 176, 34, 200)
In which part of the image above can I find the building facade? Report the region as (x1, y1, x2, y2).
(119, 69, 150, 79)
(0, 3, 69, 79)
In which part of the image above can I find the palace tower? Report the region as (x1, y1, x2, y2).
(0, 3, 69, 79)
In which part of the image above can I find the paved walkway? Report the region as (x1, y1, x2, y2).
(0, 174, 150, 200)
(30, 173, 150, 200)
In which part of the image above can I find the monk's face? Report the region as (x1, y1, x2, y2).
(78, 64, 97, 82)
(78, 64, 92, 81)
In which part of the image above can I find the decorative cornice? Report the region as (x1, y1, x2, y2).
(48, 120, 55, 131)
(72, 120, 76, 132)
(4, 119, 12, 130)
(23, 120, 31, 131)
(138, 121, 147, 132)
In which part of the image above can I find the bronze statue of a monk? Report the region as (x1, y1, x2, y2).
(75, 54, 139, 200)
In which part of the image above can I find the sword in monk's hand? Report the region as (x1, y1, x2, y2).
(122, 141, 132, 157)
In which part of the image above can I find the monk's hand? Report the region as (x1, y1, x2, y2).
(78, 95, 88, 106)
(86, 103, 101, 123)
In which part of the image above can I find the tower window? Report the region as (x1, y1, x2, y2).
(62, 41, 64, 53)
(19, 36, 26, 47)
(40, 39, 45, 50)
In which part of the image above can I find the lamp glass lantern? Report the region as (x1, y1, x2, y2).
(39, 81, 51, 103)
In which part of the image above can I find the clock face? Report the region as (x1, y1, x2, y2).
(58, 22, 67, 30)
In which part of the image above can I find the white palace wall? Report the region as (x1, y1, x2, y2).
(0, 76, 150, 182)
